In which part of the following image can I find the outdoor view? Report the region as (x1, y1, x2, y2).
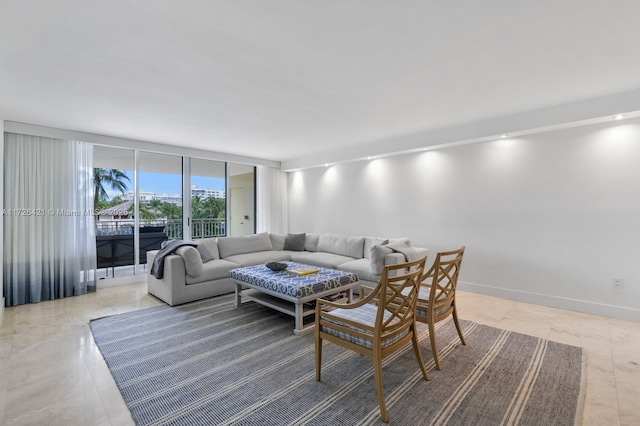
(94, 168, 227, 240)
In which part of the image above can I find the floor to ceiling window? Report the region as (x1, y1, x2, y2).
(93, 146, 136, 279)
(191, 158, 227, 238)
(138, 152, 184, 242)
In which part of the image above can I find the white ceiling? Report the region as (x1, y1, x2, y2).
(2, 1, 640, 168)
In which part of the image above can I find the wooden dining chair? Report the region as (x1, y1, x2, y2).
(415, 246, 466, 370)
(315, 256, 428, 423)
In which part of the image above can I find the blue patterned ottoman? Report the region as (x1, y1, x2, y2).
(230, 261, 359, 334)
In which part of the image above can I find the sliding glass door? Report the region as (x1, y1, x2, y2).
(93, 146, 135, 279)
(138, 152, 183, 241)
(191, 158, 226, 238)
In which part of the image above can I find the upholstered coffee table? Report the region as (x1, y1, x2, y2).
(230, 261, 359, 334)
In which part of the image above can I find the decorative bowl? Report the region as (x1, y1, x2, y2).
(265, 261, 287, 271)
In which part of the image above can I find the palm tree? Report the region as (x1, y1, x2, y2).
(160, 202, 182, 219)
(191, 195, 205, 219)
(97, 195, 124, 212)
(93, 168, 130, 213)
(203, 196, 225, 218)
(148, 198, 163, 219)
(132, 203, 156, 220)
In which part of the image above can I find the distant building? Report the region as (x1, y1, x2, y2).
(123, 191, 155, 202)
(191, 185, 225, 199)
(157, 193, 183, 205)
(122, 186, 224, 205)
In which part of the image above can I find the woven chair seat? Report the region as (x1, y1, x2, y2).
(322, 304, 407, 350)
(410, 287, 451, 319)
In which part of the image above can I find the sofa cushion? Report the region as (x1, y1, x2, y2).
(176, 246, 204, 277)
(370, 244, 393, 275)
(185, 259, 240, 284)
(305, 233, 320, 252)
(338, 258, 379, 283)
(195, 238, 219, 262)
(217, 232, 274, 258)
(364, 237, 389, 259)
(269, 233, 287, 251)
(284, 233, 306, 251)
(317, 234, 365, 258)
(224, 250, 292, 267)
(290, 251, 357, 269)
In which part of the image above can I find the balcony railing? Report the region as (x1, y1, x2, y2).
(95, 218, 226, 239)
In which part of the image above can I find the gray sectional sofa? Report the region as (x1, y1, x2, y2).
(146, 232, 428, 306)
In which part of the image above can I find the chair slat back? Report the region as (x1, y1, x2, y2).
(375, 257, 426, 336)
(423, 247, 465, 313)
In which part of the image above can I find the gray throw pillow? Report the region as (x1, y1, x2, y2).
(284, 233, 306, 251)
(370, 244, 393, 275)
(176, 246, 203, 277)
(196, 244, 215, 263)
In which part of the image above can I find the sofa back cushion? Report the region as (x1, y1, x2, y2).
(217, 232, 274, 258)
(305, 233, 320, 252)
(317, 233, 365, 258)
(194, 238, 219, 262)
(269, 233, 287, 251)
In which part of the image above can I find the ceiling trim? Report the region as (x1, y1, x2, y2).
(281, 89, 640, 171)
(4, 121, 281, 168)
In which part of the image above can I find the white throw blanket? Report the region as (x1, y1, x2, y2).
(385, 241, 420, 262)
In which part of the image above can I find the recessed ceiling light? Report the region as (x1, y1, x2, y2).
(367, 156, 372, 160)
(613, 114, 625, 120)
(500, 134, 508, 138)
(324, 163, 329, 167)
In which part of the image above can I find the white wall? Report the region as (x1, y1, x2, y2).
(288, 118, 640, 321)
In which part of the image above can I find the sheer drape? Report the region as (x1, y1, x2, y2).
(256, 165, 288, 234)
(3, 133, 96, 306)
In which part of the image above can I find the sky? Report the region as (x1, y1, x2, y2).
(105, 171, 225, 200)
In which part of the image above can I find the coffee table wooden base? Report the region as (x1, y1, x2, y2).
(234, 283, 356, 335)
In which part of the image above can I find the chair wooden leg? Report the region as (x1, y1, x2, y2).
(315, 330, 322, 381)
(452, 307, 466, 345)
(373, 351, 389, 423)
(428, 321, 442, 370)
(411, 327, 430, 381)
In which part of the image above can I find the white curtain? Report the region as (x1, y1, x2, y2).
(256, 165, 288, 234)
(3, 133, 96, 306)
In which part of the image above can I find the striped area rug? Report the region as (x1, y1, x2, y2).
(90, 294, 584, 425)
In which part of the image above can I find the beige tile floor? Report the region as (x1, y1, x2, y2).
(0, 283, 638, 425)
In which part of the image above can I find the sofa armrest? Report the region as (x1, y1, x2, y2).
(146, 252, 188, 306)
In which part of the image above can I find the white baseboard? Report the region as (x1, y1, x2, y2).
(458, 281, 640, 322)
